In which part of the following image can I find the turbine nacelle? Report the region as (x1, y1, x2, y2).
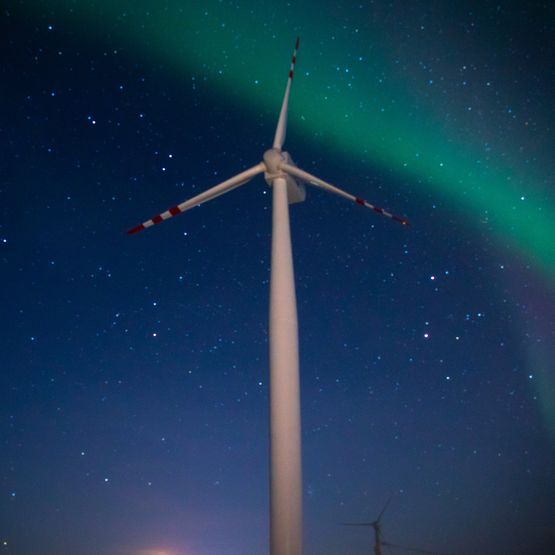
(263, 148, 306, 204)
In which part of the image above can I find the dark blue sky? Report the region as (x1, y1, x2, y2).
(2, 2, 554, 555)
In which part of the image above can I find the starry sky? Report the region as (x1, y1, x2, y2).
(2, 1, 554, 555)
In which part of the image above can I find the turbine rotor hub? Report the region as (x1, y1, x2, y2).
(263, 148, 289, 177)
(263, 148, 306, 204)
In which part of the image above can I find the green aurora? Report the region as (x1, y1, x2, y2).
(27, 1, 555, 279)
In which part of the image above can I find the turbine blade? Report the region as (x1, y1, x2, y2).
(381, 540, 449, 555)
(127, 163, 265, 234)
(376, 494, 394, 523)
(273, 37, 300, 150)
(280, 163, 409, 226)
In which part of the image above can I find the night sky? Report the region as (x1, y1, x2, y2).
(2, 2, 554, 555)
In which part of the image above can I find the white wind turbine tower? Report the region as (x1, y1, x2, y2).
(127, 38, 408, 555)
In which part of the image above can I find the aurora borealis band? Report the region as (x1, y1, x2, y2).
(2, 2, 554, 555)
(25, 0, 555, 279)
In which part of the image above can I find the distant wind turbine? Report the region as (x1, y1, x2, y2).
(127, 38, 408, 555)
(344, 496, 448, 555)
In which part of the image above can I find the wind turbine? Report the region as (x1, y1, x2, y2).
(344, 497, 447, 555)
(344, 495, 393, 555)
(127, 38, 408, 555)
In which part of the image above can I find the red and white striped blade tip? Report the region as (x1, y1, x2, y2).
(354, 197, 409, 226)
(390, 215, 410, 226)
(127, 204, 184, 234)
(127, 224, 145, 234)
